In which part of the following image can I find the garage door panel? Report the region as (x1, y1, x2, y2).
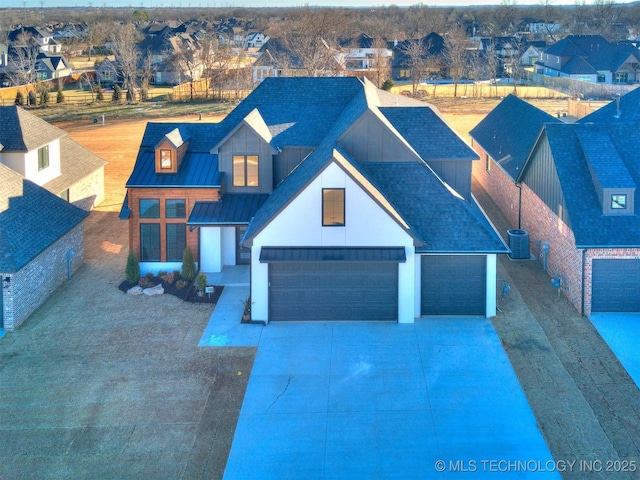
(592, 259, 640, 313)
(269, 262, 398, 321)
(421, 255, 486, 316)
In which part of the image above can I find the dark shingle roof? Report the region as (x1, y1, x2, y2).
(0, 106, 65, 151)
(470, 94, 559, 180)
(528, 123, 640, 247)
(580, 87, 640, 126)
(0, 163, 88, 272)
(358, 162, 508, 253)
(379, 107, 477, 161)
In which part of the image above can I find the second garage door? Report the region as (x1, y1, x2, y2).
(269, 262, 398, 321)
(421, 255, 486, 316)
(592, 259, 640, 313)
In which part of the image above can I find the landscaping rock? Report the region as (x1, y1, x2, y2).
(127, 285, 144, 295)
(143, 284, 164, 296)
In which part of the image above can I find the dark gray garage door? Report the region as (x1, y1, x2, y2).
(592, 259, 640, 312)
(269, 262, 398, 321)
(421, 255, 486, 316)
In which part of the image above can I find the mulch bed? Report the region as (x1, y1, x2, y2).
(118, 275, 223, 304)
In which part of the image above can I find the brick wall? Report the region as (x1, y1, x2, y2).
(471, 142, 521, 230)
(70, 167, 105, 210)
(2, 223, 85, 331)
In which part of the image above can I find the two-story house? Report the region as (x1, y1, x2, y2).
(471, 90, 640, 315)
(121, 77, 508, 323)
(0, 106, 107, 210)
(536, 35, 640, 84)
(0, 106, 107, 331)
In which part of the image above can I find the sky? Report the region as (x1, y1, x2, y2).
(3, 0, 638, 8)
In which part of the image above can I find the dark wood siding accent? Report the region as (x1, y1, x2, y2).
(339, 110, 418, 163)
(218, 124, 274, 194)
(521, 135, 570, 227)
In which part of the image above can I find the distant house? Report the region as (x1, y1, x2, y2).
(536, 35, 640, 84)
(338, 33, 392, 71)
(520, 41, 547, 67)
(245, 32, 269, 50)
(471, 90, 640, 315)
(391, 33, 446, 81)
(8, 26, 62, 54)
(35, 51, 72, 80)
(0, 106, 107, 210)
(95, 57, 119, 87)
(121, 77, 508, 323)
(253, 37, 342, 83)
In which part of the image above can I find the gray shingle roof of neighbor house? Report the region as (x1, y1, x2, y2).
(543, 35, 640, 73)
(469, 94, 560, 181)
(0, 106, 66, 151)
(519, 122, 640, 248)
(43, 136, 107, 195)
(580, 87, 640, 126)
(0, 163, 88, 272)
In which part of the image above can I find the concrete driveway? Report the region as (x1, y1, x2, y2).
(211, 319, 558, 479)
(590, 314, 640, 388)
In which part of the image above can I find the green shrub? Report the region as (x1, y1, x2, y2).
(381, 79, 394, 91)
(27, 90, 36, 106)
(181, 247, 196, 281)
(125, 251, 140, 284)
(56, 89, 64, 103)
(195, 273, 208, 294)
(15, 91, 24, 105)
(112, 85, 122, 102)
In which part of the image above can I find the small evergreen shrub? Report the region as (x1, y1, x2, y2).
(181, 247, 196, 281)
(195, 273, 208, 295)
(381, 79, 394, 91)
(15, 91, 24, 105)
(112, 85, 122, 102)
(125, 251, 140, 284)
(56, 89, 65, 103)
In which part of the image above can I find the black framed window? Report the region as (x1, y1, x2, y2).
(38, 145, 49, 170)
(611, 194, 627, 210)
(140, 199, 160, 218)
(140, 223, 160, 261)
(166, 199, 186, 218)
(166, 223, 186, 261)
(233, 155, 259, 187)
(322, 188, 345, 226)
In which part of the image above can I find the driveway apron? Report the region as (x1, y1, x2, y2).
(219, 319, 557, 479)
(590, 314, 640, 388)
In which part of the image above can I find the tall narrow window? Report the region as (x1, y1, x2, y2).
(322, 188, 345, 226)
(38, 145, 49, 171)
(160, 149, 172, 169)
(233, 155, 259, 187)
(166, 224, 186, 261)
(140, 223, 161, 261)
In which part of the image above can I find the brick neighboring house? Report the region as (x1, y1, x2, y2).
(121, 77, 508, 323)
(0, 164, 88, 331)
(0, 106, 107, 210)
(471, 91, 640, 315)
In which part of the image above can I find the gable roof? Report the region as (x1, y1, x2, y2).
(0, 106, 65, 151)
(469, 94, 560, 180)
(0, 163, 88, 272)
(543, 35, 640, 73)
(521, 123, 640, 248)
(580, 87, 640, 126)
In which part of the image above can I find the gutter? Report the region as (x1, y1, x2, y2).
(516, 182, 523, 229)
(581, 248, 586, 317)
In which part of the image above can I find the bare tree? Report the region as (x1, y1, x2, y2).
(371, 37, 391, 88)
(85, 21, 111, 61)
(7, 35, 40, 104)
(443, 26, 470, 98)
(110, 23, 141, 101)
(170, 36, 201, 101)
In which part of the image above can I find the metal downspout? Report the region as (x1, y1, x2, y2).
(517, 183, 523, 229)
(581, 249, 586, 316)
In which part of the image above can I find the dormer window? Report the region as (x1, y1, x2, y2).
(611, 194, 627, 210)
(160, 149, 172, 169)
(233, 155, 259, 187)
